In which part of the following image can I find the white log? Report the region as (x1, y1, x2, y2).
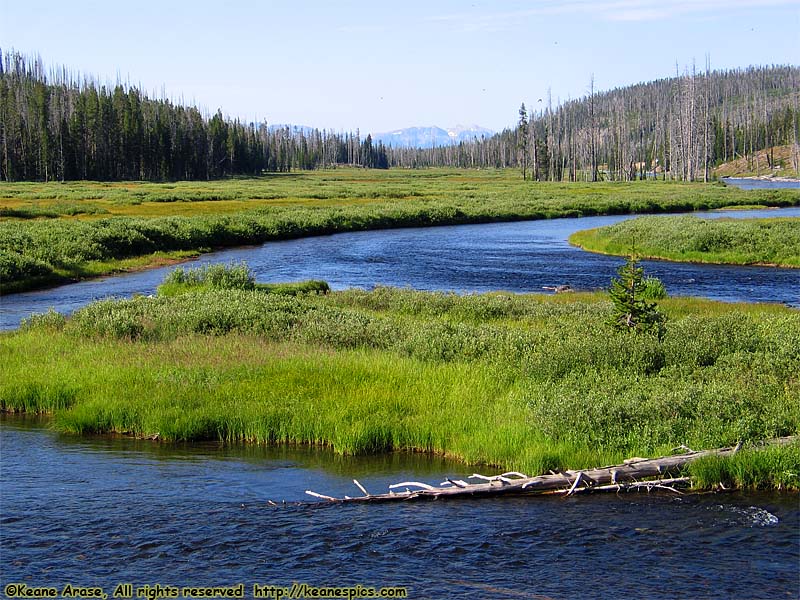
(303, 436, 797, 504)
(353, 479, 370, 497)
(305, 490, 337, 501)
(388, 481, 437, 491)
(566, 472, 584, 496)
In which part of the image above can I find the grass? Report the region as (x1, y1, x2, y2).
(2, 169, 799, 293)
(688, 443, 800, 490)
(0, 249, 202, 295)
(155, 262, 330, 297)
(3, 271, 798, 488)
(569, 215, 800, 267)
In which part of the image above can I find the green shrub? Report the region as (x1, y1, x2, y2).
(159, 262, 255, 294)
(641, 276, 668, 300)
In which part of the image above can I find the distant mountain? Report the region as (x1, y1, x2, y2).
(265, 123, 495, 149)
(371, 125, 494, 148)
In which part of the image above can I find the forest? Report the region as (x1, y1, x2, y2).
(0, 51, 389, 181)
(0, 49, 798, 182)
(404, 64, 800, 181)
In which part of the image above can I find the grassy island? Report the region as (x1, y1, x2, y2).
(2, 169, 799, 293)
(569, 215, 800, 267)
(2, 267, 798, 490)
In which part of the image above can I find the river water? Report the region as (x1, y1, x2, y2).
(723, 177, 800, 190)
(3, 191, 800, 598)
(2, 416, 798, 600)
(2, 206, 799, 330)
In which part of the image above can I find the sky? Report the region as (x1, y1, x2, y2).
(2, 0, 799, 134)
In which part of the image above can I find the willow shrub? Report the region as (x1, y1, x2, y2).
(571, 215, 800, 267)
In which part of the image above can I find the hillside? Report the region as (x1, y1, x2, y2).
(393, 65, 800, 181)
(713, 144, 799, 179)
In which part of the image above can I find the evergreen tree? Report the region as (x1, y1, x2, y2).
(608, 256, 666, 339)
(1, 49, 796, 181)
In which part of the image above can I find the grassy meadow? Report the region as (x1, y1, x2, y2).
(3, 271, 798, 489)
(2, 169, 799, 293)
(570, 215, 800, 267)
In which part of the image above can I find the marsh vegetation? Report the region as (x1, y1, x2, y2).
(570, 215, 800, 267)
(2, 170, 798, 293)
(3, 265, 797, 489)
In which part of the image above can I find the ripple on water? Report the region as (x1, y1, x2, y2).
(711, 504, 780, 527)
(1, 418, 799, 599)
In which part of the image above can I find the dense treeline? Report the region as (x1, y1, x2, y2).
(1, 50, 797, 182)
(389, 65, 800, 181)
(0, 50, 388, 181)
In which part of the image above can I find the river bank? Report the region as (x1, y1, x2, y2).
(3, 414, 797, 599)
(3, 283, 798, 489)
(727, 175, 800, 183)
(568, 215, 800, 268)
(3, 171, 799, 294)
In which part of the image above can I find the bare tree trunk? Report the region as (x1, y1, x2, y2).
(703, 56, 711, 182)
(305, 437, 798, 504)
(590, 74, 597, 182)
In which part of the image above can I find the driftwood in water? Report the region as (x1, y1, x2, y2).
(305, 436, 797, 504)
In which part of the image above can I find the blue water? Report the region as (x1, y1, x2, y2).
(2, 416, 798, 600)
(723, 177, 800, 190)
(3, 188, 800, 598)
(2, 207, 799, 330)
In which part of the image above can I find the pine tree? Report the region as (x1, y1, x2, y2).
(608, 256, 666, 339)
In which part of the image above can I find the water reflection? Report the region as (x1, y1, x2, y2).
(1, 414, 473, 500)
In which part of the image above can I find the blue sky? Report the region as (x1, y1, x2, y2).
(2, 0, 798, 134)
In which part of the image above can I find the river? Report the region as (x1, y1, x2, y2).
(2, 206, 799, 330)
(2, 194, 800, 598)
(2, 415, 798, 600)
(722, 177, 800, 190)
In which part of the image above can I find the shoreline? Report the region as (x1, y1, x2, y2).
(2, 410, 794, 495)
(568, 215, 800, 271)
(3, 173, 800, 297)
(0, 250, 201, 296)
(568, 239, 800, 270)
(2, 286, 798, 491)
(5, 203, 800, 297)
(723, 175, 800, 183)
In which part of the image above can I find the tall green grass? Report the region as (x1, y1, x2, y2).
(3, 282, 798, 486)
(154, 262, 330, 297)
(687, 443, 800, 490)
(570, 215, 800, 267)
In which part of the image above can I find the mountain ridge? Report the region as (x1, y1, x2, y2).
(370, 124, 494, 148)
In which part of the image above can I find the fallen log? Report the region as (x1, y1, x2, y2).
(305, 436, 797, 503)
